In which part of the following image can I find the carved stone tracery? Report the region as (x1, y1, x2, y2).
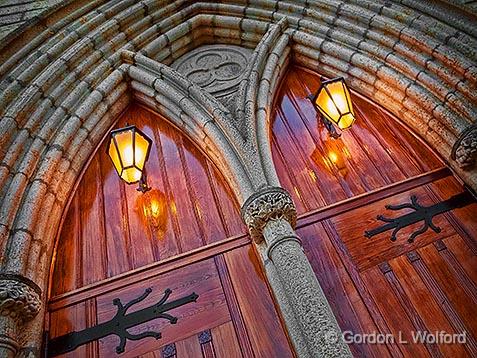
(0, 274, 41, 323)
(172, 44, 252, 115)
(241, 187, 297, 242)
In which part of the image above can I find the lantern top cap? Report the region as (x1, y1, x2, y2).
(312, 76, 347, 99)
(109, 124, 150, 139)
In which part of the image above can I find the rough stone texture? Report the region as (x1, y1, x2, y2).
(263, 219, 352, 358)
(0, 1, 64, 41)
(452, 124, 477, 168)
(241, 186, 297, 242)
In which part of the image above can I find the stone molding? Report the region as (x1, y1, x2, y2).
(452, 124, 477, 168)
(241, 187, 297, 242)
(0, 273, 41, 323)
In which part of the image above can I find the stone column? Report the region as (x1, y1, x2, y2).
(0, 274, 41, 357)
(242, 187, 351, 358)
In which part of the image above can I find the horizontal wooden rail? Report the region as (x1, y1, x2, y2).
(49, 233, 250, 311)
(296, 167, 451, 229)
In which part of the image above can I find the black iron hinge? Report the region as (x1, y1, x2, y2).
(48, 288, 198, 356)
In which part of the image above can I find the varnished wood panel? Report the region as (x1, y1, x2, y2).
(273, 66, 476, 357)
(331, 184, 455, 271)
(48, 241, 292, 357)
(51, 104, 245, 296)
(93, 259, 229, 356)
(271, 66, 443, 213)
(296, 177, 476, 357)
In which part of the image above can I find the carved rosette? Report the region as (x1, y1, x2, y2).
(241, 187, 297, 242)
(0, 274, 41, 322)
(452, 124, 477, 168)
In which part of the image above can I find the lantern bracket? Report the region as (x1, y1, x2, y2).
(307, 94, 341, 139)
(137, 169, 151, 193)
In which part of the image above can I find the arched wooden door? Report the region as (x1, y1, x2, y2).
(46, 105, 293, 357)
(272, 66, 477, 357)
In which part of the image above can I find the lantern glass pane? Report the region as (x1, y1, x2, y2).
(338, 113, 355, 130)
(114, 129, 135, 168)
(108, 141, 122, 175)
(134, 132, 150, 171)
(121, 167, 142, 184)
(316, 88, 340, 124)
(327, 81, 349, 115)
(343, 81, 354, 115)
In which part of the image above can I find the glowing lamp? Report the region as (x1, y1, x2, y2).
(308, 77, 355, 138)
(108, 125, 152, 192)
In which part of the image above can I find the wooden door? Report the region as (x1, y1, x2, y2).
(47, 105, 293, 357)
(272, 66, 477, 357)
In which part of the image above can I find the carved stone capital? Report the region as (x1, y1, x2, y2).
(452, 124, 477, 168)
(241, 187, 297, 242)
(0, 273, 41, 323)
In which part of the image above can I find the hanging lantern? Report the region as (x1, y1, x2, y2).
(308, 77, 356, 138)
(313, 77, 355, 130)
(108, 125, 152, 192)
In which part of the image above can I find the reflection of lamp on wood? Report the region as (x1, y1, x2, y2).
(136, 189, 168, 235)
(308, 77, 356, 139)
(311, 137, 350, 175)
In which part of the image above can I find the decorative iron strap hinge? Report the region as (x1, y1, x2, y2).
(48, 288, 198, 356)
(364, 191, 474, 243)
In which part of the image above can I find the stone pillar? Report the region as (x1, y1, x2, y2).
(0, 274, 41, 357)
(242, 187, 351, 358)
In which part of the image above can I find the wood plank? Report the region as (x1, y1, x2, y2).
(79, 155, 107, 286)
(175, 334, 202, 358)
(211, 321, 242, 358)
(51, 194, 80, 296)
(158, 119, 202, 253)
(331, 186, 455, 271)
(48, 302, 88, 357)
(390, 255, 468, 357)
(214, 255, 253, 358)
(99, 146, 132, 278)
(96, 258, 229, 356)
(297, 167, 451, 229)
(49, 234, 250, 310)
(224, 245, 293, 357)
(299, 223, 390, 357)
(418, 244, 477, 355)
(443, 235, 477, 287)
(428, 176, 477, 254)
(380, 262, 441, 357)
(361, 266, 430, 357)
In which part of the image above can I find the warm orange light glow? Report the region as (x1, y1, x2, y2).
(108, 125, 152, 184)
(136, 189, 168, 234)
(314, 77, 355, 130)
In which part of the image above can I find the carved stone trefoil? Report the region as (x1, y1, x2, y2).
(0, 273, 41, 322)
(241, 187, 297, 242)
(171, 44, 252, 116)
(452, 124, 477, 168)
